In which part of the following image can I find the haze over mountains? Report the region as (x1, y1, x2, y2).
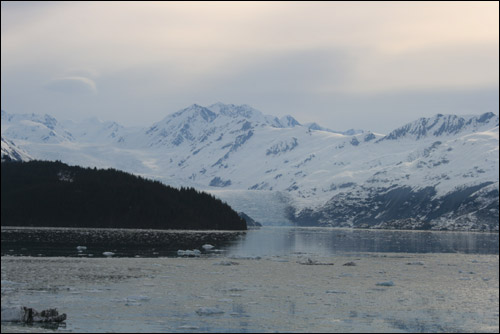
(1, 104, 498, 231)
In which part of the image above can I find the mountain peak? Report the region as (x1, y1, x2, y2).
(381, 112, 498, 141)
(207, 103, 262, 119)
(279, 115, 301, 127)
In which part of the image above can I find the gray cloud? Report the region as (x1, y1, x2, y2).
(297, 87, 500, 133)
(1, 2, 498, 132)
(223, 49, 353, 94)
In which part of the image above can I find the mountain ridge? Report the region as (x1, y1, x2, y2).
(1, 103, 498, 230)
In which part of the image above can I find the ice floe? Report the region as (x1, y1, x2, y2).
(196, 307, 225, 316)
(177, 249, 201, 257)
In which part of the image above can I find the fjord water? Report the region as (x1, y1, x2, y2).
(226, 227, 499, 256)
(2, 226, 498, 257)
(1, 227, 499, 333)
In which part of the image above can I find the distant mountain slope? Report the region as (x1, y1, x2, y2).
(1, 110, 74, 143)
(379, 112, 498, 141)
(1, 104, 498, 230)
(61, 117, 128, 143)
(1, 137, 31, 162)
(1, 160, 247, 230)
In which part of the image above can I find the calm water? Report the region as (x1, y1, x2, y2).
(1, 226, 499, 257)
(2, 227, 499, 333)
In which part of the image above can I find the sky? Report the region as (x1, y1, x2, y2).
(1, 1, 498, 133)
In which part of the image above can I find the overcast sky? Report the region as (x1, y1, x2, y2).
(1, 1, 498, 133)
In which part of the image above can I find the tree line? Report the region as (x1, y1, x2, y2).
(1, 160, 247, 230)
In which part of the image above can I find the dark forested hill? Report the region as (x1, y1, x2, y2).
(1, 160, 246, 230)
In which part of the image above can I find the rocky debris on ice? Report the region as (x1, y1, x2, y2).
(406, 261, 424, 265)
(1, 306, 66, 323)
(195, 307, 225, 316)
(298, 258, 334, 266)
(228, 255, 261, 260)
(214, 261, 239, 266)
(376, 281, 395, 287)
(343, 261, 357, 266)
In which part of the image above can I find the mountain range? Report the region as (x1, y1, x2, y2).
(1, 103, 498, 231)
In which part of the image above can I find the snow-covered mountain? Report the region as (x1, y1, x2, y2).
(61, 117, 129, 143)
(1, 110, 74, 143)
(1, 104, 498, 230)
(1, 136, 31, 162)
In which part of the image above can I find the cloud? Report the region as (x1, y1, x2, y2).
(44, 76, 97, 94)
(1, 2, 498, 131)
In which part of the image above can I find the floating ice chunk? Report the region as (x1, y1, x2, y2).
(196, 307, 224, 316)
(214, 261, 239, 266)
(376, 281, 395, 287)
(178, 325, 199, 330)
(202, 244, 215, 250)
(126, 295, 151, 302)
(76, 246, 87, 251)
(339, 273, 353, 277)
(102, 252, 115, 257)
(1, 306, 24, 322)
(177, 249, 201, 257)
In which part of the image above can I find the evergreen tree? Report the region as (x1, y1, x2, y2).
(1, 160, 247, 230)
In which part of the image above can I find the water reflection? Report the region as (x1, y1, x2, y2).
(1, 226, 498, 257)
(1, 227, 245, 258)
(226, 227, 499, 256)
